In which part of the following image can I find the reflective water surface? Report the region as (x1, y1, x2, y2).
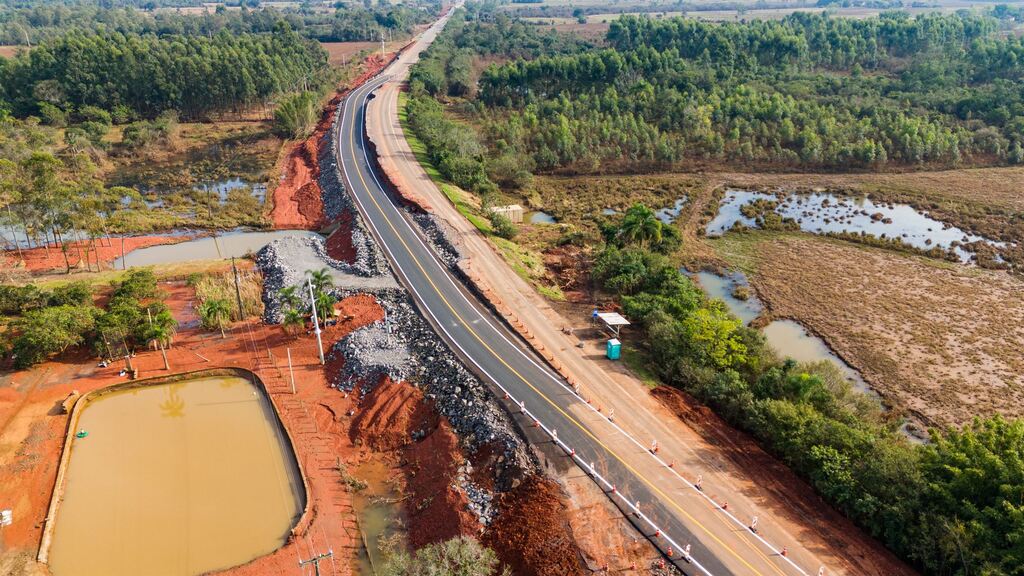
(113, 230, 320, 268)
(706, 189, 1005, 261)
(49, 376, 304, 576)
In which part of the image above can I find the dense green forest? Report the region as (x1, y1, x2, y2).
(415, 7, 1024, 173)
(591, 205, 1024, 576)
(0, 2, 437, 45)
(0, 24, 327, 120)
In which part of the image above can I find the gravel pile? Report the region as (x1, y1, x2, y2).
(333, 293, 534, 479)
(317, 130, 347, 223)
(458, 461, 496, 525)
(256, 235, 397, 323)
(411, 212, 462, 270)
(330, 321, 415, 385)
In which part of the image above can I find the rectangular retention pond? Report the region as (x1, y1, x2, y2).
(46, 374, 305, 576)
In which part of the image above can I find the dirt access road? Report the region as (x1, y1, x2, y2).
(361, 12, 915, 576)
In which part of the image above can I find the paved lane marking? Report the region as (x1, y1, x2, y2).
(340, 77, 791, 576)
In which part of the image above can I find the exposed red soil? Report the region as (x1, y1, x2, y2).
(269, 51, 403, 230)
(1, 235, 196, 273)
(350, 377, 480, 549)
(325, 209, 357, 263)
(484, 475, 585, 576)
(651, 385, 917, 576)
(0, 283, 386, 576)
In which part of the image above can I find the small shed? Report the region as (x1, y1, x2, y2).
(490, 204, 524, 223)
(593, 311, 631, 338)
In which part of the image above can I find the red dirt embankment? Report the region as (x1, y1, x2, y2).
(269, 52, 403, 230)
(651, 385, 916, 576)
(350, 376, 588, 574)
(485, 476, 585, 576)
(352, 377, 480, 548)
(1, 235, 195, 273)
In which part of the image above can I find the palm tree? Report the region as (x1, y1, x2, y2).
(198, 298, 231, 338)
(618, 204, 663, 249)
(278, 285, 301, 311)
(307, 268, 334, 294)
(282, 308, 305, 336)
(146, 322, 173, 370)
(313, 290, 336, 328)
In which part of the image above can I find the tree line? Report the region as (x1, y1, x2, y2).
(594, 204, 1024, 576)
(421, 8, 1024, 172)
(0, 24, 328, 120)
(0, 2, 437, 46)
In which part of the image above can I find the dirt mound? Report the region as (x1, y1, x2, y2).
(402, 414, 480, 549)
(350, 377, 480, 548)
(351, 377, 436, 452)
(484, 476, 585, 576)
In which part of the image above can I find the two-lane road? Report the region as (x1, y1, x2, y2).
(335, 14, 812, 576)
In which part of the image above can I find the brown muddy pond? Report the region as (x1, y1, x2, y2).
(48, 375, 304, 576)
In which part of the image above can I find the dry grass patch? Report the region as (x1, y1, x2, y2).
(719, 233, 1024, 428)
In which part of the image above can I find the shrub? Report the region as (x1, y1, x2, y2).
(274, 91, 319, 138)
(489, 211, 517, 239)
(50, 281, 93, 306)
(380, 535, 508, 576)
(13, 305, 97, 368)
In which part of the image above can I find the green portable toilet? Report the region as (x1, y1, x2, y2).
(606, 338, 621, 360)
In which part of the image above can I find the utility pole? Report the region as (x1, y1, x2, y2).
(380, 30, 385, 60)
(287, 348, 295, 394)
(307, 278, 325, 365)
(231, 257, 244, 321)
(298, 550, 333, 576)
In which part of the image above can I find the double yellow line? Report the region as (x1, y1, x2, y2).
(345, 79, 790, 576)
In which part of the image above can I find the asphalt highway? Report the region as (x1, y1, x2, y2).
(335, 13, 808, 576)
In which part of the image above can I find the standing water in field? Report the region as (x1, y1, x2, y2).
(48, 376, 304, 576)
(351, 459, 407, 574)
(687, 269, 870, 394)
(706, 189, 1006, 262)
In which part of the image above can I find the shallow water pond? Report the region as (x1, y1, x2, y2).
(654, 197, 688, 224)
(688, 269, 869, 393)
(706, 189, 1004, 262)
(113, 230, 320, 268)
(530, 211, 557, 224)
(351, 459, 406, 575)
(49, 376, 304, 576)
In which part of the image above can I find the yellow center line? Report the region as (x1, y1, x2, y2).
(348, 81, 787, 576)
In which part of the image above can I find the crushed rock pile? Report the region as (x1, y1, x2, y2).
(411, 212, 462, 270)
(256, 235, 395, 323)
(330, 294, 533, 478)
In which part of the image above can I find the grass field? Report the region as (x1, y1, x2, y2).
(709, 231, 1024, 429)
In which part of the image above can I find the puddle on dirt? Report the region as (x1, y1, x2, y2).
(113, 230, 320, 267)
(688, 269, 870, 394)
(654, 197, 688, 224)
(706, 189, 1005, 262)
(601, 208, 619, 216)
(530, 211, 557, 224)
(48, 375, 304, 576)
(350, 459, 406, 575)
